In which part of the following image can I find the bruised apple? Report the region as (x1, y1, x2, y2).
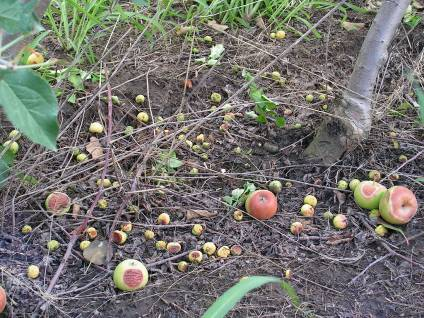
(379, 186, 418, 225)
(0, 286, 5, 313)
(245, 190, 278, 220)
(354, 181, 387, 210)
(113, 259, 149, 291)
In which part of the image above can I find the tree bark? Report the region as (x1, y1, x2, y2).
(304, 0, 412, 164)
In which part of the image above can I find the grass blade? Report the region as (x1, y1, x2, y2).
(201, 276, 299, 318)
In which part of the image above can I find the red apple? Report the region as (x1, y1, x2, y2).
(245, 190, 278, 220)
(0, 286, 6, 313)
(354, 181, 387, 210)
(379, 186, 418, 225)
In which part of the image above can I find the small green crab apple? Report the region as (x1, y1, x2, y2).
(3, 141, 19, 154)
(337, 180, 348, 190)
(290, 222, 304, 235)
(113, 259, 149, 291)
(268, 180, 282, 194)
(354, 181, 387, 210)
(349, 179, 361, 191)
(135, 95, 145, 104)
(275, 30, 286, 40)
(303, 195, 317, 207)
(202, 242, 217, 256)
(305, 94, 314, 103)
(210, 92, 222, 103)
(89, 122, 104, 134)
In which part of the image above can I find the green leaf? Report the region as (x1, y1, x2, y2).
(209, 44, 225, 60)
(68, 73, 84, 90)
(257, 114, 266, 124)
(167, 157, 183, 169)
(416, 177, 424, 183)
(202, 276, 299, 318)
(412, 82, 424, 125)
(223, 195, 234, 205)
(132, 0, 150, 5)
(0, 69, 59, 150)
(0, 0, 39, 34)
(243, 182, 256, 194)
(16, 172, 39, 186)
(275, 116, 286, 128)
(0, 147, 16, 186)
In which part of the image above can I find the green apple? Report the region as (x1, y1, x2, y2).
(354, 181, 387, 210)
(379, 186, 418, 225)
(113, 259, 149, 291)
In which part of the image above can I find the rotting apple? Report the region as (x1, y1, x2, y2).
(354, 181, 387, 210)
(0, 286, 6, 313)
(188, 250, 203, 263)
(191, 224, 204, 236)
(86, 227, 98, 240)
(230, 245, 242, 256)
(113, 259, 149, 291)
(300, 204, 314, 217)
(233, 210, 243, 221)
(155, 240, 167, 251)
(368, 170, 381, 182)
(45, 192, 71, 215)
(290, 222, 304, 235)
(166, 242, 182, 254)
(112, 230, 127, 245)
(245, 190, 278, 220)
(27, 51, 44, 65)
(80, 240, 90, 250)
(332, 214, 348, 230)
(379, 186, 418, 225)
(136, 112, 149, 123)
(177, 261, 189, 272)
(121, 222, 133, 233)
(157, 213, 171, 225)
(202, 242, 217, 256)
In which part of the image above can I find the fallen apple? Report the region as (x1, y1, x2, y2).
(166, 242, 182, 254)
(230, 245, 242, 256)
(144, 230, 155, 240)
(202, 242, 217, 256)
(47, 240, 60, 252)
(290, 222, 304, 235)
(354, 181, 387, 209)
(303, 195, 317, 207)
(3, 140, 19, 154)
(349, 179, 361, 191)
(27, 265, 40, 279)
(89, 122, 104, 134)
(21, 225, 32, 234)
(332, 214, 347, 230)
(27, 51, 44, 65)
(97, 178, 112, 188)
(45, 192, 71, 215)
(157, 213, 171, 225)
(305, 94, 314, 103)
(216, 246, 231, 258)
(210, 92, 222, 103)
(136, 112, 149, 123)
(323, 211, 334, 220)
(368, 170, 381, 182)
(98, 198, 108, 209)
(80, 240, 91, 250)
(191, 224, 204, 236)
(375, 225, 388, 237)
(112, 230, 127, 245)
(275, 30, 286, 40)
(0, 286, 6, 313)
(300, 204, 314, 217)
(8, 129, 21, 140)
(76, 153, 88, 162)
(155, 240, 167, 250)
(121, 222, 133, 233)
(379, 186, 418, 225)
(135, 95, 145, 104)
(233, 210, 243, 221)
(177, 261, 189, 272)
(113, 259, 149, 291)
(271, 71, 281, 81)
(86, 227, 98, 239)
(268, 180, 282, 194)
(188, 250, 203, 263)
(245, 190, 278, 220)
(369, 209, 380, 219)
(337, 180, 348, 190)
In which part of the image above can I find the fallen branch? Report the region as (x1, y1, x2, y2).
(46, 68, 114, 293)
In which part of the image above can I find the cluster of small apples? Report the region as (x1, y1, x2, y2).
(2, 130, 21, 155)
(350, 170, 418, 236)
(290, 195, 348, 235)
(178, 129, 211, 161)
(269, 70, 286, 86)
(270, 30, 286, 40)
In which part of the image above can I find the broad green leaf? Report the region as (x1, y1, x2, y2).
(412, 82, 424, 125)
(243, 182, 256, 193)
(68, 73, 84, 90)
(16, 173, 39, 186)
(223, 195, 234, 205)
(416, 177, 424, 183)
(167, 157, 183, 169)
(202, 276, 299, 318)
(0, 0, 39, 34)
(209, 44, 225, 60)
(0, 147, 16, 186)
(231, 188, 244, 199)
(275, 116, 286, 128)
(0, 69, 58, 150)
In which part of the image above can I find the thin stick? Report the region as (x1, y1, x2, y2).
(46, 68, 114, 293)
(348, 253, 390, 286)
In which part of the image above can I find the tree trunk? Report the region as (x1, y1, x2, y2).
(304, 0, 411, 164)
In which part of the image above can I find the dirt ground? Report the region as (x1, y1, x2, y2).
(1, 7, 424, 318)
